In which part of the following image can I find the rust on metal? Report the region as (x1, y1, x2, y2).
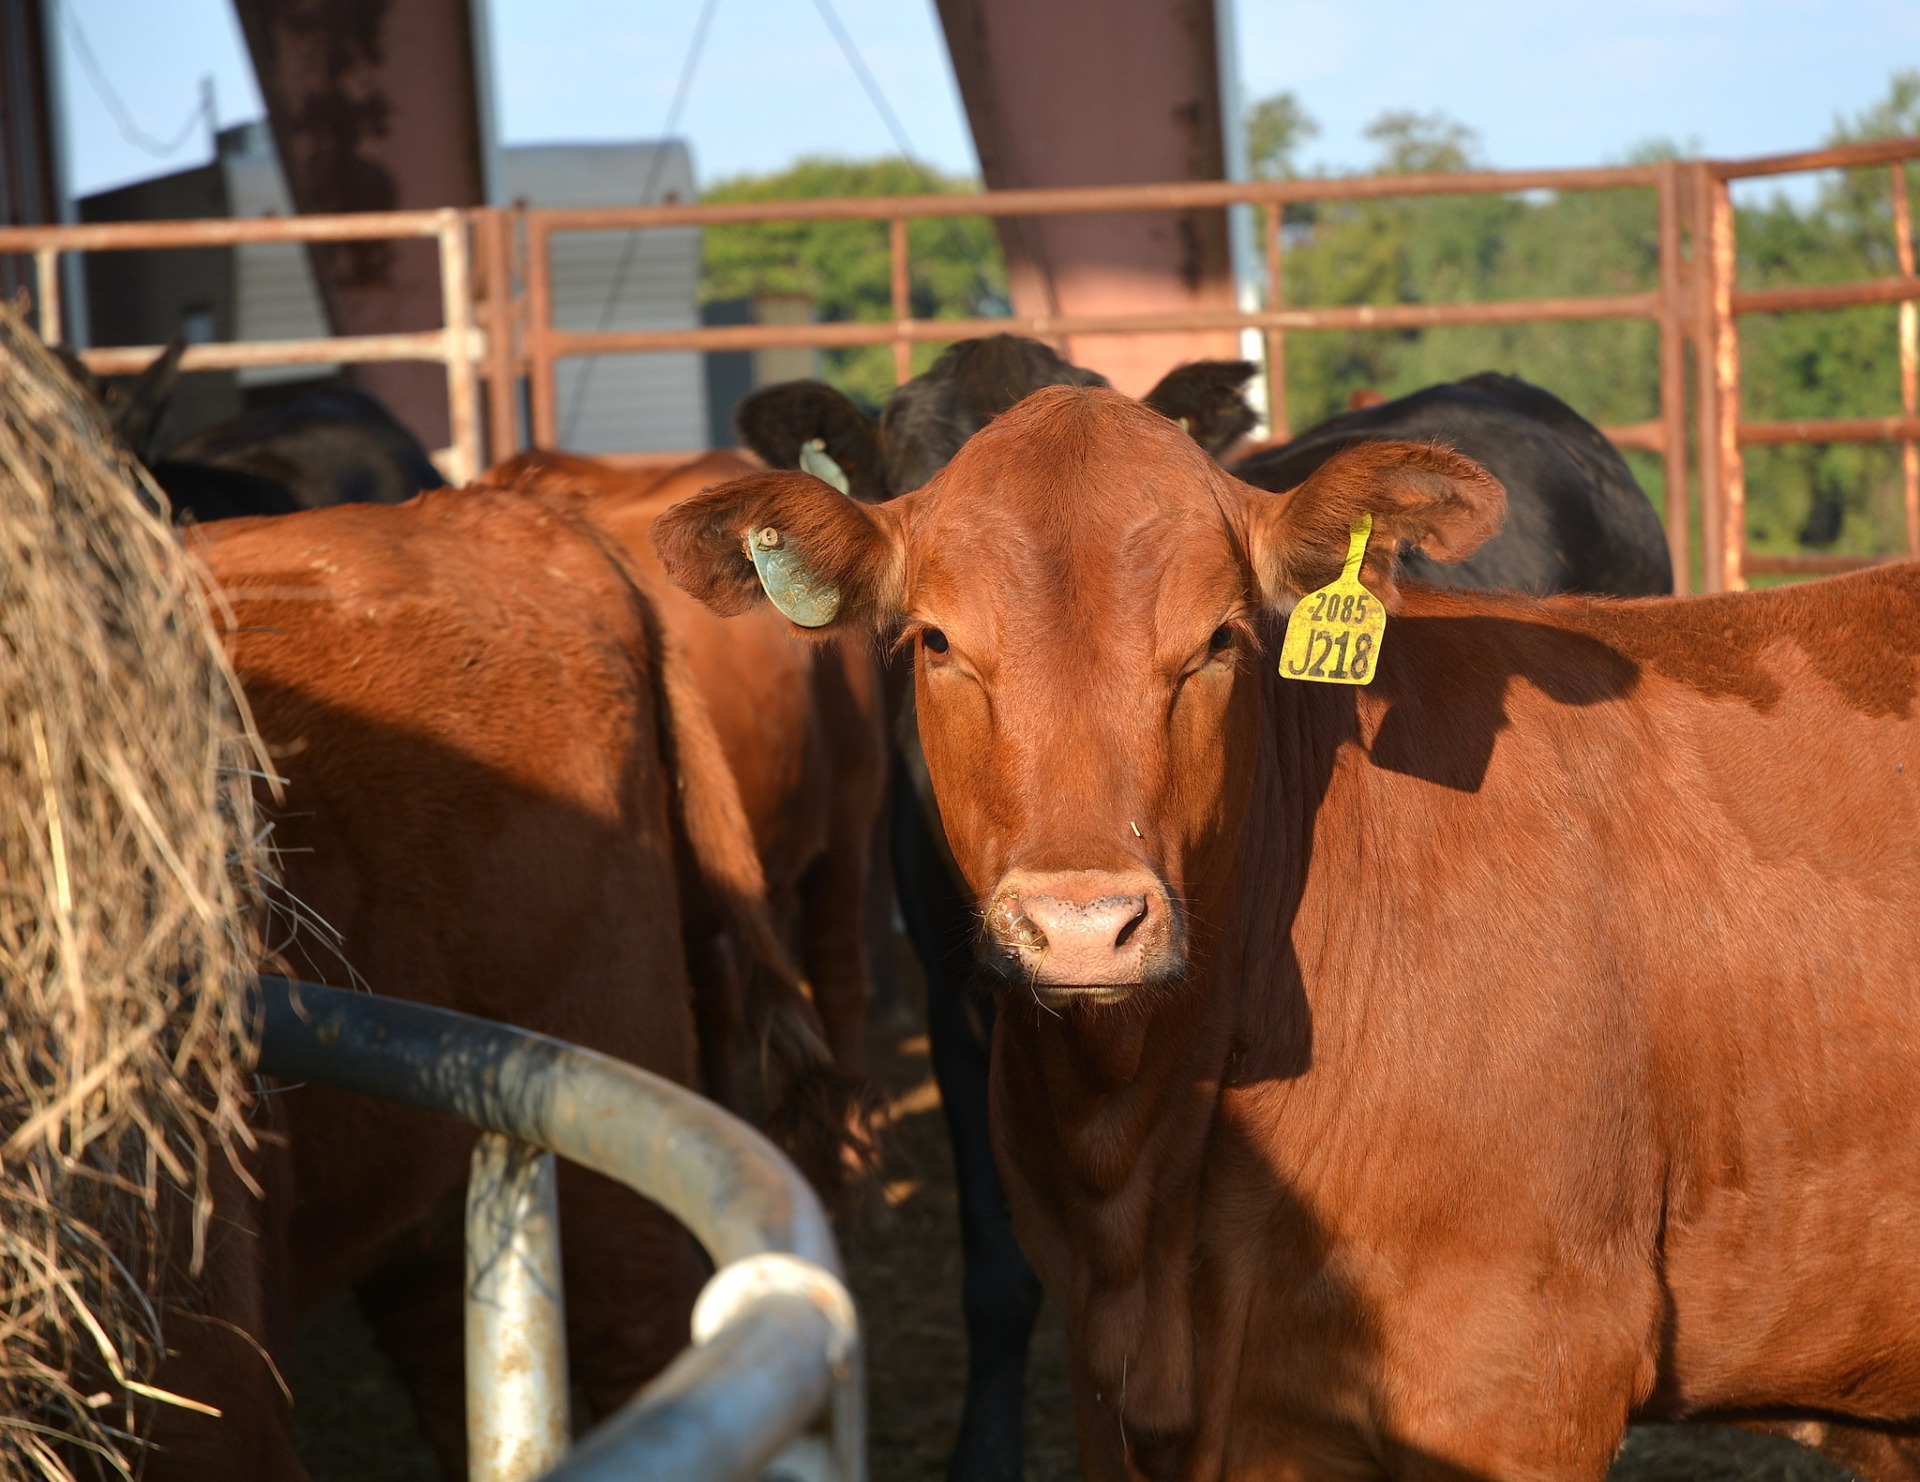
(478, 206, 521, 464)
(1894, 161, 1918, 560)
(524, 164, 1673, 235)
(1264, 199, 1289, 439)
(466, 1134, 569, 1482)
(1708, 176, 1746, 591)
(890, 217, 912, 385)
(1732, 276, 1920, 316)
(1743, 552, 1900, 576)
(8, 130, 1920, 581)
(1656, 161, 1690, 594)
(1738, 414, 1920, 445)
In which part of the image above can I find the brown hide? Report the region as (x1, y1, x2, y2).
(655, 385, 1920, 1482)
(485, 450, 887, 1079)
(161, 488, 811, 1478)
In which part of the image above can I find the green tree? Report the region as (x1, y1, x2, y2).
(1246, 74, 1920, 558)
(1247, 91, 1318, 180)
(700, 156, 1007, 409)
(1733, 70, 1919, 557)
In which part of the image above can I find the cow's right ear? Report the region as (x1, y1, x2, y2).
(734, 381, 888, 502)
(651, 470, 903, 634)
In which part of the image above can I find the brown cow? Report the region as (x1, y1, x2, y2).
(656, 384, 1920, 1482)
(480, 450, 888, 1083)
(148, 487, 838, 1478)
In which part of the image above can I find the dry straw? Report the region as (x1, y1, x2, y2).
(0, 299, 268, 1480)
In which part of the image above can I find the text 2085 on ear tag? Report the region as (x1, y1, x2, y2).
(1279, 512, 1385, 685)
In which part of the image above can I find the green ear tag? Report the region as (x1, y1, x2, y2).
(748, 527, 841, 628)
(1279, 512, 1385, 685)
(799, 438, 851, 495)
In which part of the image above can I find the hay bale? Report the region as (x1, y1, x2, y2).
(0, 300, 267, 1479)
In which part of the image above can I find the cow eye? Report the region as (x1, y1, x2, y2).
(1209, 625, 1233, 652)
(923, 628, 950, 654)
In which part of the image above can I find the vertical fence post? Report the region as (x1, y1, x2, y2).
(1656, 162, 1691, 595)
(1706, 173, 1746, 591)
(478, 207, 522, 465)
(526, 217, 558, 449)
(1689, 162, 1744, 593)
(1264, 200, 1289, 441)
(1893, 161, 1918, 561)
(466, 1132, 569, 1482)
(33, 247, 61, 345)
(439, 209, 482, 485)
(889, 217, 911, 386)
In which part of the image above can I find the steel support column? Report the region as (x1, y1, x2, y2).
(0, 0, 61, 310)
(231, 0, 487, 451)
(933, 0, 1240, 394)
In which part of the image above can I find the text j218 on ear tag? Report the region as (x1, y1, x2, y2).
(1279, 512, 1385, 685)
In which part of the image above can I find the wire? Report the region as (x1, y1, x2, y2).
(807, 0, 920, 166)
(561, 0, 722, 445)
(63, 2, 209, 160)
(806, 0, 1005, 324)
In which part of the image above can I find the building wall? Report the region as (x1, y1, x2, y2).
(80, 129, 710, 458)
(501, 142, 706, 454)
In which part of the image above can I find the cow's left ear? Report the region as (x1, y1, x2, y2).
(651, 469, 905, 635)
(1241, 439, 1505, 609)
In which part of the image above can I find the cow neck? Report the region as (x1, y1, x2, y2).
(989, 671, 1352, 1459)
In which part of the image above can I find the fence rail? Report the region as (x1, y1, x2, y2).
(255, 976, 862, 1482)
(7, 135, 1920, 592)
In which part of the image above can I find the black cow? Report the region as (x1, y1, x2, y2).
(1233, 373, 1672, 596)
(164, 383, 444, 516)
(733, 338, 1673, 1482)
(66, 341, 444, 523)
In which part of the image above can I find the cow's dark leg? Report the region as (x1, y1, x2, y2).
(891, 759, 1043, 1482)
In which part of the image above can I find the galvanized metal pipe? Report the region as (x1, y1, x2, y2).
(256, 978, 860, 1482)
(466, 1134, 569, 1482)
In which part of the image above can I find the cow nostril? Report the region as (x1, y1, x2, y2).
(989, 895, 1048, 953)
(1009, 913, 1047, 952)
(1112, 898, 1150, 949)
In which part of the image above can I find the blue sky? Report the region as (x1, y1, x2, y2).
(56, 0, 1919, 200)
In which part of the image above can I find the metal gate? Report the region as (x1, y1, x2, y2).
(256, 976, 864, 1482)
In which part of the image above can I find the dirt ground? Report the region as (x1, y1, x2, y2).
(288, 951, 1859, 1482)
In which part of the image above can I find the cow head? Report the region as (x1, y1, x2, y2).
(658, 386, 1502, 1002)
(735, 334, 1259, 500)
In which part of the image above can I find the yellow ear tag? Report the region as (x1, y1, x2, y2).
(1279, 512, 1385, 685)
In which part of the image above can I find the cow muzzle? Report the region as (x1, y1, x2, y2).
(982, 869, 1181, 997)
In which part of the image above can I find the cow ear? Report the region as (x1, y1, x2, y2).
(1142, 359, 1259, 458)
(733, 381, 888, 502)
(1243, 440, 1505, 609)
(651, 469, 903, 634)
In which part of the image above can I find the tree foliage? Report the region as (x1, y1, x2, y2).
(1257, 73, 1920, 566)
(700, 75, 1919, 565)
(700, 156, 1006, 409)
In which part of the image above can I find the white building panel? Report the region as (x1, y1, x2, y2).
(502, 143, 706, 453)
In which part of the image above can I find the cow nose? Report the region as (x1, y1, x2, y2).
(984, 869, 1179, 990)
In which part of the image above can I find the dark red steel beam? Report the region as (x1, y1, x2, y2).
(231, 0, 486, 450)
(933, 0, 1239, 394)
(0, 0, 62, 307)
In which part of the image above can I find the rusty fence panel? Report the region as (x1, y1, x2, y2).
(1704, 138, 1920, 586)
(7, 134, 1920, 587)
(0, 209, 487, 485)
(256, 976, 862, 1482)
